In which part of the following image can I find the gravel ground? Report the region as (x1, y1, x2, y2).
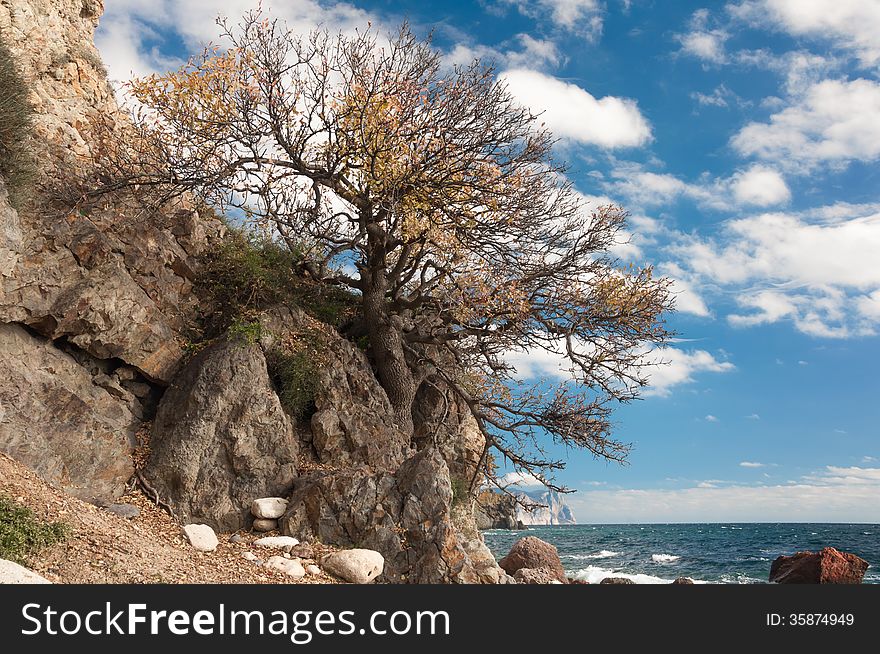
(0, 453, 339, 584)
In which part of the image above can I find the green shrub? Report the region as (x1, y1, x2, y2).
(0, 35, 36, 210)
(450, 476, 470, 507)
(0, 495, 68, 565)
(227, 317, 263, 344)
(266, 348, 318, 421)
(196, 227, 360, 337)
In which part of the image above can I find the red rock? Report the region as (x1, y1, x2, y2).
(769, 547, 868, 584)
(498, 536, 568, 584)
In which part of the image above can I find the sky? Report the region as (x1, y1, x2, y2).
(95, 0, 880, 523)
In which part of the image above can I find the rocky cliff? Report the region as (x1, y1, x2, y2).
(0, 0, 506, 583)
(515, 489, 576, 526)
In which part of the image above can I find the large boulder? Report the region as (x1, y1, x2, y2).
(0, 324, 137, 503)
(0, 559, 52, 584)
(143, 337, 298, 532)
(498, 536, 568, 584)
(321, 549, 385, 584)
(282, 448, 506, 584)
(259, 307, 409, 469)
(769, 547, 869, 584)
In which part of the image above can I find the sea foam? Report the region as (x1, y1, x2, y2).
(651, 554, 681, 563)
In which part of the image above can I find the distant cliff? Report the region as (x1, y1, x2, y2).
(515, 489, 576, 526)
(476, 488, 576, 529)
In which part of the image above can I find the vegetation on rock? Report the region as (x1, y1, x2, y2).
(0, 495, 68, 565)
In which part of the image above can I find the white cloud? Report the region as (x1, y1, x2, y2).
(643, 348, 736, 397)
(731, 165, 790, 206)
(739, 461, 766, 468)
(568, 466, 880, 522)
(690, 84, 744, 108)
(672, 208, 880, 337)
(498, 471, 545, 488)
(677, 8, 729, 63)
(500, 69, 652, 148)
(731, 78, 880, 172)
(444, 34, 563, 72)
(730, 0, 880, 67)
(746, 413, 761, 420)
(495, 0, 605, 40)
(704, 414, 719, 422)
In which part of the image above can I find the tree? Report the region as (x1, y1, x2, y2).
(115, 11, 674, 492)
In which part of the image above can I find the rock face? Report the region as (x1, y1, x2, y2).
(321, 549, 385, 584)
(282, 448, 505, 584)
(0, 324, 137, 503)
(144, 337, 299, 532)
(769, 547, 869, 584)
(498, 536, 568, 584)
(474, 490, 526, 530)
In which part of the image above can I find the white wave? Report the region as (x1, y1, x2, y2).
(651, 553, 681, 563)
(571, 565, 673, 585)
(719, 573, 764, 584)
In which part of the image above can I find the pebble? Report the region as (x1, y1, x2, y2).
(105, 504, 140, 519)
(265, 556, 305, 579)
(306, 564, 321, 576)
(229, 534, 243, 543)
(241, 552, 259, 562)
(254, 536, 299, 550)
(251, 497, 288, 519)
(182, 524, 219, 552)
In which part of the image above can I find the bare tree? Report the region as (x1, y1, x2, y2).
(111, 11, 674, 491)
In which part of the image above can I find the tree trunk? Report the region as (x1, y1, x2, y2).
(362, 270, 417, 435)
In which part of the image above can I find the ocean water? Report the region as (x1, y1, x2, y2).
(482, 523, 880, 584)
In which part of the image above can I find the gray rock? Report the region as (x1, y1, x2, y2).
(252, 518, 278, 532)
(182, 524, 218, 552)
(282, 448, 506, 584)
(0, 559, 51, 584)
(0, 324, 137, 504)
(143, 337, 298, 532)
(672, 577, 695, 585)
(229, 534, 243, 543)
(253, 536, 300, 550)
(305, 564, 321, 576)
(600, 577, 636, 585)
(265, 556, 306, 579)
(251, 497, 288, 519)
(513, 567, 564, 584)
(321, 549, 385, 584)
(105, 504, 140, 519)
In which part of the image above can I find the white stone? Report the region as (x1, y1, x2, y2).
(253, 536, 299, 550)
(251, 497, 288, 519)
(265, 556, 305, 579)
(306, 564, 321, 576)
(321, 549, 384, 584)
(0, 559, 51, 584)
(241, 552, 259, 562)
(252, 518, 278, 532)
(182, 524, 218, 552)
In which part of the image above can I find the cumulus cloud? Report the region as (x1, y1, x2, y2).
(731, 78, 880, 172)
(493, 0, 606, 40)
(500, 69, 652, 148)
(567, 466, 880, 522)
(642, 348, 735, 397)
(444, 34, 563, 72)
(729, 0, 880, 67)
(676, 8, 729, 63)
(731, 165, 790, 206)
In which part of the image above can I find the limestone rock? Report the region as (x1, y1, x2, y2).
(321, 549, 385, 584)
(0, 324, 136, 503)
(252, 518, 278, 532)
(770, 547, 869, 584)
(265, 556, 305, 579)
(498, 536, 568, 584)
(282, 448, 506, 584)
(253, 536, 300, 550)
(182, 524, 218, 552)
(306, 564, 321, 576)
(143, 337, 298, 532)
(251, 497, 288, 519)
(0, 558, 51, 584)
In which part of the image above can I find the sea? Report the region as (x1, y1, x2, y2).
(482, 523, 880, 584)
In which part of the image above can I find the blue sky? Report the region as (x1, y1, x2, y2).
(95, 0, 880, 522)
